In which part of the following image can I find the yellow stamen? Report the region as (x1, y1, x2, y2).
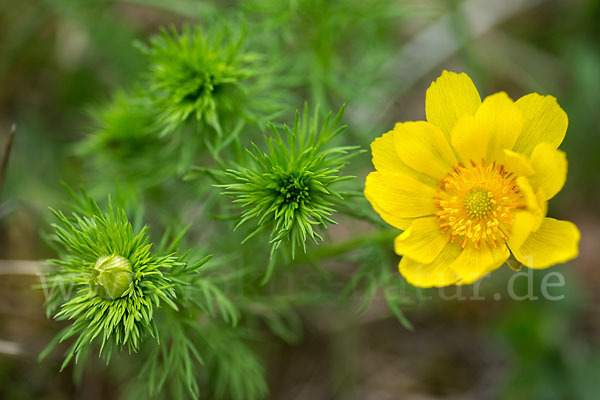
(435, 160, 524, 249)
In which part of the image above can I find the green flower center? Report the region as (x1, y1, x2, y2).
(277, 174, 311, 208)
(463, 187, 494, 219)
(90, 255, 133, 300)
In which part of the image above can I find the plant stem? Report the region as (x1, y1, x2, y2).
(303, 229, 398, 261)
(0, 124, 16, 200)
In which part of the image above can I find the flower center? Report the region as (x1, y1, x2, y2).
(277, 173, 311, 207)
(434, 160, 524, 249)
(463, 187, 494, 219)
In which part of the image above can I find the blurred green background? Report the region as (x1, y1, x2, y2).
(1, 0, 599, 399)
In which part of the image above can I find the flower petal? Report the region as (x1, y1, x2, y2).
(368, 197, 412, 230)
(513, 93, 568, 156)
(425, 70, 482, 139)
(371, 128, 438, 187)
(394, 217, 447, 264)
(365, 171, 437, 220)
(451, 243, 509, 285)
(507, 211, 537, 251)
(516, 177, 547, 231)
(370, 129, 403, 173)
(534, 190, 548, 232)
(511, 218, 580, 269)
(393, 121, 457, 180)
(528, 142, 567, 200)
(398, 243, 461, 288)
(502, 149, 534, 177)
(474, 92, 523, 160)
(450, 114, 490, 163)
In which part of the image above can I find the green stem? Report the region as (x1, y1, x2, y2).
(303, 229, 398, 261)
(0, 124, 16, 200)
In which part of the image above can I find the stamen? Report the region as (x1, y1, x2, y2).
(435, 160, 523, 249)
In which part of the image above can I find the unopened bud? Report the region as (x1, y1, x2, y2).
(90, 255, 133, 300)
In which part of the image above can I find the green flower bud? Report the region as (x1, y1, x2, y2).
(90, 255, 133, 300)
(220, 105, 360, 263)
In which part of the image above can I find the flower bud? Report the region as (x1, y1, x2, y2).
(90, 255, 133, 300)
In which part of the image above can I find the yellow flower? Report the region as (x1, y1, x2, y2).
(365, 70, 580, 288)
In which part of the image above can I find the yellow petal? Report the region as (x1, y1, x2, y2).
(364, 171, 437, 220)
(450, 114, 490, 163)
(425, 70, 482, 139)
(474, 92, 523, 160)
(451, 243, 510, 285)
(370, 129, 402, 174)
(507, 211, 537, 251)
(393, 121, 457, 180)
(535, 190, 548, 232)
(367, 196, 412, 230)
(528, 142, 567, 200)
(394, 217, 447, 264)
(512, 218, 580, 269)
(516, 177, 546, 231)
(513, 93, 568, 156)
(533, 189, 548, 232)
(370, 129, 403, 173)
(370, 128, 438, 187)
(399, 243, 461, 288)
(502, 149, 534, 177)
(516, 176, 539, 212)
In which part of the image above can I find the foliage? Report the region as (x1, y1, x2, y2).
(139, 24, 270, 137)
(76, 91, 178, 199)
(40, 187, 213, 369)
(220, 105, 361, 263)
(243, 0, 403, 111)
(201, 325, 269, 400)
(22, 2, 472, 399)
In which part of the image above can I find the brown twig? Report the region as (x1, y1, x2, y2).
(0, 124, 16, 200)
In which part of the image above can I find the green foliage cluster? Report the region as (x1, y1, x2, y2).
(79, 22, 282, 201)
(40, 1, 412, 399)
(244, 0, 404, 111)
(139, 25, 257, 136)
(41, 188, 210, 367)
(76, 91, 177, 194)
(221, 105, 361, 260)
